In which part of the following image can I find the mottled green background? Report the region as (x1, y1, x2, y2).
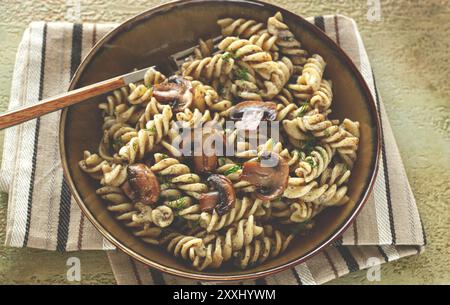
(0, 0, 448, 284)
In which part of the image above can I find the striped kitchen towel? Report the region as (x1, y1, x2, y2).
(0, 15, 426, 285)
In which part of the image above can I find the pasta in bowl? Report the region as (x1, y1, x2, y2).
(61, 0, 380, 281)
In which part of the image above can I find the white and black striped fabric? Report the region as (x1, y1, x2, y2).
(0, 15, 426, 285)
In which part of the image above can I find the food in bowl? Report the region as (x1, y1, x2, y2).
(78, 12, 360, 271)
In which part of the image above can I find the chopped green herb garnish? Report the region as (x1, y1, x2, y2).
(218, 157, 226, 166)
(216, 84, 224, 96)
(305, 157, 317, 168)
(234, 68, 249, 81)
(145, 126, 157, 134)
(171, 197, 186, 211)
(342, 163, 349, 172)
(302, 135, 317, 155)
(160, 153, 169, 159)
(160, 183, 172, 189)
(323, 128, 330, 137)
(112, 138, 123, 147)
(282, 35, 294, 42)
(132, 141, 138, 151)
(221, 52, 234, 62)
(157, 175, 172, 185)
(168, 198, 187, 216)
(296, 103, 310, 117)
(223, 164, 242, 175)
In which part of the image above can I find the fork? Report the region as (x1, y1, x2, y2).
(0, 36, 223, 130)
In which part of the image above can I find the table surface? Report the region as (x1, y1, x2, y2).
(0, 0, 448, 284)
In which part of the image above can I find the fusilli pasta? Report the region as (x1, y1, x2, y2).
(78, 12, 360, 271)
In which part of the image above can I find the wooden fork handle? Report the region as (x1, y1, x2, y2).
(0, 76, 125, 130)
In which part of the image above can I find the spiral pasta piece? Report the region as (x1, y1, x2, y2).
(289, 54, 326, 101)
(312, 163, 351, 206)
(199, 196, 268, 232)
(98, 83, 144, 127)
(254, 138, 303, 172)
(217, 17, 265, 38)
(96, 186, 163, 244)
(308, 118, 360, 168)
(162, 232, 207, 262)
(275, 102, 298, 121)
(136, 97, 165, 129)
(164, 196, 201, 221)
(193, 38, 214, 59)
(190, 215, 264, 270)
(274, 87, 295, 106)
(336, 119, 360, 168)
(267, 12, 309, 74)
(175, 108, 225, 131)
(218, 36, 277, 77)
(144, 67, 166, 87)
(127, 83, 153, 106)
(100, 163, 128, 187)
(235, 228, 293, 269)
(131, 203, 175, 228)
(269, 199, 321, 224)
(249, 32, 279, 58)
(182, 53, 235, 82)
(119, 106, 173, 163)
(98, 121, 134, 162)
(96, 186, 137, 226)
(294, 144, 334, 182)
(261, 56, 293, 98)
(216, 158, 255, 193)
(191, 80, 233, 114)
(310, 79, 333, 111)
(98, 86, 130, 121)
(78, 151, 108, 180)
(282, 110, 333, 141)
(283, 176, 330, 202)
(229, 79, 263, 101)
(151, 153, 208, 199)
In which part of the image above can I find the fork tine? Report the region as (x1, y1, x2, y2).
(170, 35, 223, 68)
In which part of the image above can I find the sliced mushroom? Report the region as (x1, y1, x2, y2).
(152, 76, 193, 112)
(151, 206, 174, 227)
(125, 163, 160, 205)
(241, 152, 289, 201)
(199, 191, 219, 212)
(206, 174, 236, 216)
(121, 180, 136, 201)
(230, 101, 278, 121)
(193, 129, 221, 173)
(194, 153, 217, 174)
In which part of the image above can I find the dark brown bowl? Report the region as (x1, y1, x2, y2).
(60, 0, 380, 281)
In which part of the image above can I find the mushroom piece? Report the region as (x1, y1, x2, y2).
(241, 152, 289, 201)
(204, 174, 236, 216)
(193, 129, 221, 173)
(198, 191, 219, 212)
(123, 163, 160, 205)
(152, 76, 193, 112)
(151, 206, 174, 228)
(230, 101, 278, 122)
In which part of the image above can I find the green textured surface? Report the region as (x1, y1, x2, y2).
(0, 0, 448, 285)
